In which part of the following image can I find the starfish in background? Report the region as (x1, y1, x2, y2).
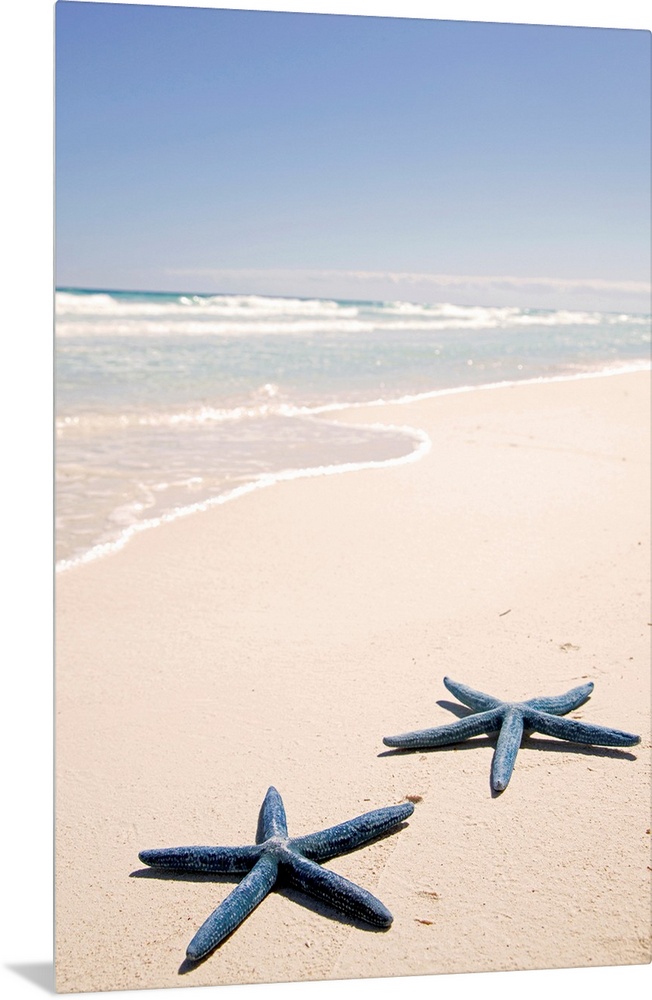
(383, 677, 640, 792)
(138, 786, 414, 962)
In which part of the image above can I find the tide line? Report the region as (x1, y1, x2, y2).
(305, 359, 652, 416)
(55, 361, 649, 574)
(55, 423, 431, 574)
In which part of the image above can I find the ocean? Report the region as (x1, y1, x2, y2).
(55, 287, 650, 570)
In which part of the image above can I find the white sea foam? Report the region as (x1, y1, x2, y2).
(55, 317, 375, 337)
(312, 359, 652, 413)
(60, 357, 649, 434)
(55, 290, 649, 337)
(54, 313, 620, 338)
(55, 422, 431, 573)
(56, 291, 358, 320)
(56, 290, 364, 336)
(56, 397, 321, 434)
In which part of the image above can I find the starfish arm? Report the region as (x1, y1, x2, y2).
(290, 802, 414, 862)
(284, 852, 393, 927)
(491, 709, 524, 791)
(523, 682, 594, 715)
(383, 707, 503, 749)
(186, 854, 278, 961)
(443, 677, 504, 711)
(528, 709, 641, 747)
(257, 786, 288, 842)
(138, 845, 262, 873)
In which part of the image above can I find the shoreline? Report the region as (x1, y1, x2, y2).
(56, 360, 650, 574)
(55, 368, 651, 993)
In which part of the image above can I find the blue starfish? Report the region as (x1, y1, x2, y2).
(138, 786, 414, 962)
(383, 677, 640, 792)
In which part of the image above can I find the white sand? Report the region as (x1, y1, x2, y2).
(55, 371, 651, 993)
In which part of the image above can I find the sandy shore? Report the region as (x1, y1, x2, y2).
(55, 370, 651, 994)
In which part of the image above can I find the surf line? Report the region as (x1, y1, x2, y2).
(55, 421, 431, 574)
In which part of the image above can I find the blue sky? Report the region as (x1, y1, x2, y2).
(55, 1, 650, 309)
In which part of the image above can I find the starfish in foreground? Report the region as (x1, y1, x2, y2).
(383, 677, 640, 792)
(138, 786, 414, 962)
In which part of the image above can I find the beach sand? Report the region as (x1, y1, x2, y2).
(55, 370, 651, 994)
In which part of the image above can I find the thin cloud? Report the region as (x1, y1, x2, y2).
(166, 267, 650, 311)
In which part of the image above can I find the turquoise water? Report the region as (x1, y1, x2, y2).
(56, 287, 650, 568)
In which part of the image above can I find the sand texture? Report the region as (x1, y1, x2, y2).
(55, 371, 651, 993)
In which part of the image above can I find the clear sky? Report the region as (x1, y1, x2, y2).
(55, 1, 650, 309)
